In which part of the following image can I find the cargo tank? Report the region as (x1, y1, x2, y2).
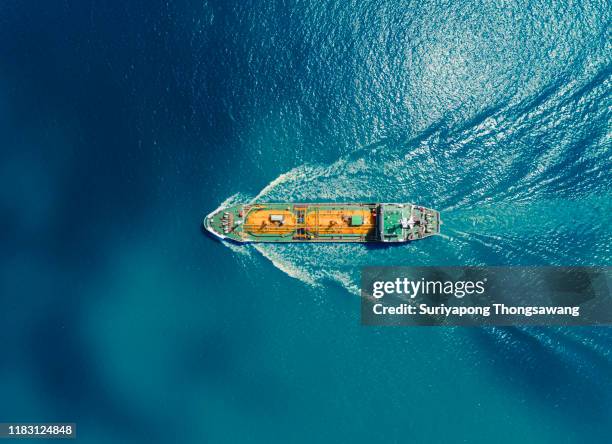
(203, 203, 440, 243)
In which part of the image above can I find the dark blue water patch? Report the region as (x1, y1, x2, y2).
(472, 327, 612, 425)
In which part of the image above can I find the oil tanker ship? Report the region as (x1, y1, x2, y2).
(204, 203, 440, 243)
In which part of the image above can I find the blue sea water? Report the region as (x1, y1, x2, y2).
(0, 0, 611, 442)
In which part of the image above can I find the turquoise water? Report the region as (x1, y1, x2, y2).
(1, 0, 611, 442)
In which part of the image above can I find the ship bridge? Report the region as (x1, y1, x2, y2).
(378, 204, 440, 242)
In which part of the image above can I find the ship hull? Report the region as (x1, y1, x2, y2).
(204, 203, 440, 243)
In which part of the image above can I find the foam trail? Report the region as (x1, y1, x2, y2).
(252, 244, 321, 287)
(214, 64, 610, 292)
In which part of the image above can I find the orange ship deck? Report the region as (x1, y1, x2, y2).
(242, 205, 376, 238)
